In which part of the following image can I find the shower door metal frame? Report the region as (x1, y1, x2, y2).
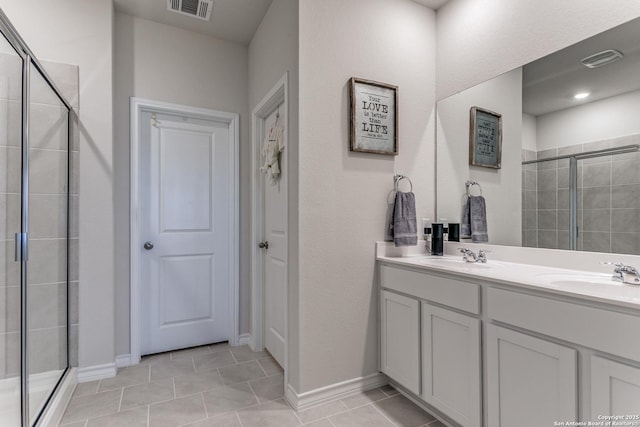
(0, 7, 73, 427)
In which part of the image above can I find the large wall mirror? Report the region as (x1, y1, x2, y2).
(436, 17, 640, 255)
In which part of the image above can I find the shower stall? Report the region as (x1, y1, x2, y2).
(522, 137, 640, 254)
(0, 9, 76, 427)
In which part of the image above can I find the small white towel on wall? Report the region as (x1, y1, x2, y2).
(260, 124, 285, 184)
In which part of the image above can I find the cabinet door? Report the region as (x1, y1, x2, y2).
(591, 356, 640, 417)
(487, 325, 578, 427)
(380, 290, 420, 394)
(422, 303, 481, 427)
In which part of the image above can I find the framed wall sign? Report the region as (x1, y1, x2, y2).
(349, 77, 398, 155)
(469, 106, 502, 169)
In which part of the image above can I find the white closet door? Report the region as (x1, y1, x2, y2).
(262, 105, 286, 367)
(141, 117, 230, 355)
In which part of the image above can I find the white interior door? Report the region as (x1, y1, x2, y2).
(141, 113, 230, 355)
(262, 105, 286, 367)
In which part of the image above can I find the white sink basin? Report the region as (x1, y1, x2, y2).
(536, 273, 619, 287)
(534, 273, 640, 301)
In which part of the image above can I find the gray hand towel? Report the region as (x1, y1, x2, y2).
(391, 191, 417, 247)
(470, 195, 488, 243)
(461, 195, 472, 239)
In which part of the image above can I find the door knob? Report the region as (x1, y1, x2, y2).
(258, 241, 269, 250)
(144, 241, 154, 250)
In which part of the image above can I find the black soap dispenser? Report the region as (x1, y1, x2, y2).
(431, 223, 444, 256)
(448, 223, 460, 242)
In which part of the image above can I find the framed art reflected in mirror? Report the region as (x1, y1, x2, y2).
(469, 106, 502, 169)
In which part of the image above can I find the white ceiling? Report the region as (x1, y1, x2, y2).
(523, 17, 640, 116)
(113, 0, 273, 45)
(412, 0, 450, 10)
(114, 0, 450, 45)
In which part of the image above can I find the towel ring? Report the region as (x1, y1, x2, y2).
(465, 180, 482, 196)
(394, 174, 413, 192)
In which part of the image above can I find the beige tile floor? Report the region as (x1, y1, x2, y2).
(58, 343, 445, 427)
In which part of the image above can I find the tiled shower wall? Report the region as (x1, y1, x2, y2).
(522, 134, 640, 255)
(0, 52, 79, 379)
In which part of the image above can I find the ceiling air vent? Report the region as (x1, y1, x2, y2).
(167, 0, 213, 21)
(581, 49, 624, 68)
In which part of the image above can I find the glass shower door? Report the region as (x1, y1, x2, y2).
(577, 148, 640, 254)
(0, 30, 23, 427)
(525, 156, 572, 250)
(26, 61, 69, 424)
(525, 143, 640, 253)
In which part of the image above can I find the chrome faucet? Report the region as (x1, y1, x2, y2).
(603, 262, 640, 285)
(459, 248, 489, 263)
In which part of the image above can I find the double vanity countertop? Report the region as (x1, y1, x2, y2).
(376, 242, 640, 311)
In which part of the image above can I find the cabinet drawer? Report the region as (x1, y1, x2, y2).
(380, 265, 480, 314)
(487, 287, 640, 362)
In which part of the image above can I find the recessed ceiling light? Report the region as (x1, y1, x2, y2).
(574, 92, 590, 100)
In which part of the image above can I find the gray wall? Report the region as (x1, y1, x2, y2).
(113, 13, 250, 355)
(247, 0, 300, 388)
(297, 0, 437, 393)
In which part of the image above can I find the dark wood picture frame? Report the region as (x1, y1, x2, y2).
(349, 77, 398, 155)
(469, 106, 502, 169)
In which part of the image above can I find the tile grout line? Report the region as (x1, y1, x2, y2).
(369, 401, 398, 426)
(246, 380, 260, 404)
(201, 390, 211, 419)
(342, 393, 392, 411)
(299, 398, 368, 425)
(229, 349, 239, 364)
(256, 359, 269, 377)
(117, 387, 124, 413)
(234, 410, 245, 427)
(290, 401, 305, 425)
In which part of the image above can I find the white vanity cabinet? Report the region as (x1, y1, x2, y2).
(590, 356, 640, 418)
(486, 325, 578, 427)
(379, 265, 482, 427)
(487, 286, 640, 424)
(422, 303, 481, 427)
(380, 289, 420, 395)
(378, 256, 640, 427)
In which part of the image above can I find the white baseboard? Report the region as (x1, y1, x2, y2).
(37, 368, 77, 427)
(285, 372, 388, 411)
(247, 335, 257, 351)
(115, 354, 132, 368)
(76, 362, 117, 383)
(237, 333, 250, 346)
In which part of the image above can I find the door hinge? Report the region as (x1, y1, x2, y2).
(14, 232, 28, 262)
